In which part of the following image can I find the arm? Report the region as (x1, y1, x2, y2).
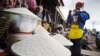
(66, 10, 72, 27)
(79, 11, 90, 21)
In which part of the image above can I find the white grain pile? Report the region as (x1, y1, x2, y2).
(53, 34, 73, 46)
(19, 16, 38, 32)
(4, 8, 41, 32)
(12, 25, 71, 56)
(34, 25, 50, 35)
(4, 8, 41, 20)
(35, 25, 73, 46)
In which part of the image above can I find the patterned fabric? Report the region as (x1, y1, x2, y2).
(0, 0, 28, 9)
(0, 0, 17, 9)
(0, 0, 4, 9)
(16, 0, 28, 8)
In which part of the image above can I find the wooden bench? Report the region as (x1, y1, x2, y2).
(81, 49, 100, 56)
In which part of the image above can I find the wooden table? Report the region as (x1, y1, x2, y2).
(81, 49, 100, 56)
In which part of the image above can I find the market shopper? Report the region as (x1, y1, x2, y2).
(26, 0, 37, 13)
(54, 24, 64, 35)
(67, 2, 90, 56)
(96, 31, 100, 49)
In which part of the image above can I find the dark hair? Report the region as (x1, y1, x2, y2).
(97, 31, 99, 34)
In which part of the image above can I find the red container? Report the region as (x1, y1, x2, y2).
(0, 49, 6, 56)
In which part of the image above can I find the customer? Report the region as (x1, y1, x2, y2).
(96, 31, 100, 49)
(67, 2, 90, 56)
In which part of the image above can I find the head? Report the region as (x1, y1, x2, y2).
(35, 7, 40, 13)
(56, 24, 63, 31)
(36, 6, 43, 13)
(97, 31, 99, 34)
(26, 0, 37, 13)
(75, 2, 84, 10)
